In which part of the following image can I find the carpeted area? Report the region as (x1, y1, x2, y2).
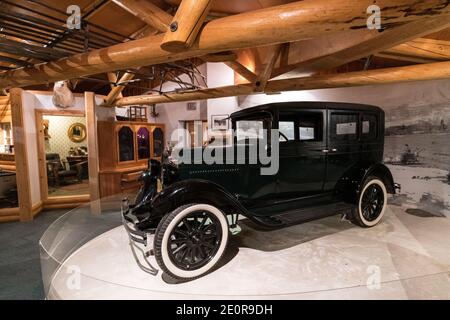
(0, 209, 68, 300)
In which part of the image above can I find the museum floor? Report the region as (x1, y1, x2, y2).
(2, 204, 450, 300)
(0, 210, 65, 299)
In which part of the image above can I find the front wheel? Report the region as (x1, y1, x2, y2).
(154, 204, 229, 281)
(352, 177, 387, 228)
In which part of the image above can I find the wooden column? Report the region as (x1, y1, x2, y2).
(2, 0, 450, 89)
(10, 88, 33, 221)
(161, 0, 212, 52)
(85, 92, 101, 214)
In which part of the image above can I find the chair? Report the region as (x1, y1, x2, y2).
(46, 153, 82, 186)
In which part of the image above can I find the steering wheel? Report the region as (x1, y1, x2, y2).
(279, 131, 289, 142)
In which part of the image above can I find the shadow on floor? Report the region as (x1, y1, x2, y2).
(0, 210, 67, 300)
(233, 215, 354, 252)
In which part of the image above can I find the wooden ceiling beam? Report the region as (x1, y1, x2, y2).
(112, 0, 173, 33)
(2, 0, 450, 89)
(161, 0, 213, 52)
(103, 71, 137, 106)
(272, 14, 450, 77)
(255, 44, 282, 91)
(224, 61, 257, 83)
(115, 60, 450, 106)
(380, 38, 450, 62)
(106, 73, 123, 99)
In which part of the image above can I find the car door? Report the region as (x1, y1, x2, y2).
(276, 108, 327, 201)
(232, 111, 278, 207)
(324, 109, 361, 191)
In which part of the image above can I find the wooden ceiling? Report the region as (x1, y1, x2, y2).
(0, 0, 449, 102)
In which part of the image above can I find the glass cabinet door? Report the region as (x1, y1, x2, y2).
(118, 126, 134, 162)
(153, 127, 164, 158)
(137, 127, 150, 160)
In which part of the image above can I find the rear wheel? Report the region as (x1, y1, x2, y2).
(154, 204, 229, 281)
(352, 177, 387, 228)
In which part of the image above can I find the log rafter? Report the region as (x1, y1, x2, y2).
(1, 0, 450, 89)
(115, 60, 450, 106)
(272, 14, 450, 78)
(161, 0, 213, 52)
(112, 0, 173, 33)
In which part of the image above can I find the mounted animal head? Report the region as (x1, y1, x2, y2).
(52, 81, 74, 109)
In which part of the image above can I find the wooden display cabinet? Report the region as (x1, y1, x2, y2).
(97, 120, 165, 197)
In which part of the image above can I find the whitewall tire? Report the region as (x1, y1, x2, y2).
(353, 177, 387, 228)
(154, 204, 229, 281)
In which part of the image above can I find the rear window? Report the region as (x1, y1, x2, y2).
(361, 114, 378, 140)
(330, 113, 358, 141)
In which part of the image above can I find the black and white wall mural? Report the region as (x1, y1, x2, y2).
(239, 78, 450, 217)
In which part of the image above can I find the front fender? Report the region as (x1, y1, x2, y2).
(148, 179, 250, 223)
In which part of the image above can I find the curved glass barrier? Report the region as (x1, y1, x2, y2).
(40, 199, 450, 299)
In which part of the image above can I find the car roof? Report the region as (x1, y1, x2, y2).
(230, 102, 383, 118)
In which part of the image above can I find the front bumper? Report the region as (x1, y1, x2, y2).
(121, 198, 159, 276)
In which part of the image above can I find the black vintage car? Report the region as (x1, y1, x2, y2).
(123, 102, 399, 281)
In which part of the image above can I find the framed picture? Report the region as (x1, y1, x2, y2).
(211, 114, 229, 131)
(68, 123, 87, 143)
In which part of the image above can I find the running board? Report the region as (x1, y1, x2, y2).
(251, 202, 354, 227)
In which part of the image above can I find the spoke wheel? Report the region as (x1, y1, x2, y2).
(354, 177, 387, 228)
(154, 204, 229, 281)
(167, 211, 222, 271)
(361, 184, 384, 222)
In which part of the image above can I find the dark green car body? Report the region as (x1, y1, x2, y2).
(132, 102, 397, 229)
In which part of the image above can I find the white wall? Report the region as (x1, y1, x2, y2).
(238, 78, 450, 125)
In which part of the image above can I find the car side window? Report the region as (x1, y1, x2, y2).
(279, 121, 295, 142)
(299, 114, 322, 141)
(362, 114, 378, 140)
(330, 113, 359, 141)
(279, 111, 323, 143)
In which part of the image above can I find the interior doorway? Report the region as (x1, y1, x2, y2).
(36, 110, 90, 201)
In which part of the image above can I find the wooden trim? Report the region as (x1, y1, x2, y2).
(10, 88, 33, 222)
(2, 0, 450, 89)
(85, 92, 100, 204)
(43, 195, 90, 205)
(32, 201, 43, 217)
(0, 215, 20, 223)
(0, 207, 19, 216)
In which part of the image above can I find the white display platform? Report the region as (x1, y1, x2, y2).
(46, 205, 450, 300)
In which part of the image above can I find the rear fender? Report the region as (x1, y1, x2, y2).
(336, 162, 396, 204)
